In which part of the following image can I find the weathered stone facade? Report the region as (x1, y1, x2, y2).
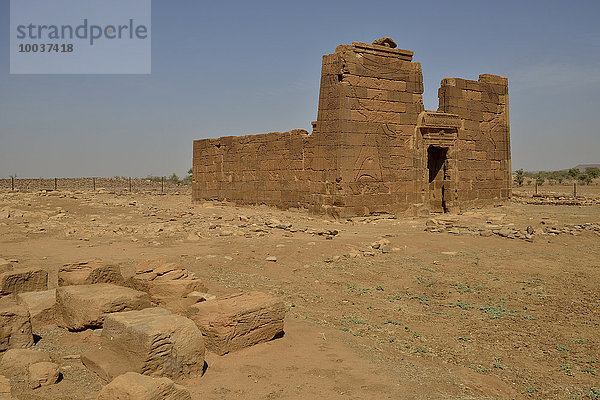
(193, 38, 511, 216)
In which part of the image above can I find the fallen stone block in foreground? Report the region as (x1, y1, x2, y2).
(28, 361, 60, 389)
(16, 289, 56, 329)
(188, 291, 285, 355)
(0, 349, 50, 377)
(0, 297, 33, 352)
(127, 259, 207, 302)
(58, 261, 124, 286)
(0, 259, 13, 275)
(96, 372, 192, 400)
(81, 307, 205, 381)
(0, 375, 10, 398)
(56, 284, 151, 331)
(0, 268, 47, 296)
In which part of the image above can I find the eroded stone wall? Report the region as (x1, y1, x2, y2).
(438, 74, 511, 208)
(316, 42, 425, 216)
(193, 39, 511, 216)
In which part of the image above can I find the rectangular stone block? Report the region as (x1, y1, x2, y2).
(0, 296, 33, 351)
(16, 289, 56, 329)
(188, 291, 285, 355)
(81, 308, 205, 381)
(58, 261, 124, 286)
(56, 284, 151, 331)
(0, 268, 47, 296)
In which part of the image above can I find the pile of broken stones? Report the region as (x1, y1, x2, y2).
(425, 218, 600, 242)
(0, 258, 286, 399)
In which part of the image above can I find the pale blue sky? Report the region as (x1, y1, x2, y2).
(1, 0, 599, 177)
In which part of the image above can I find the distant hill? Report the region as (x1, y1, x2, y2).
(574, 164, 600, 171)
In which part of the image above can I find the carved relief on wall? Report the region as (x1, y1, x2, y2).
(478, 114, 505, 155)
(356, 53, 409, 79)
(346, 126, 391, 195)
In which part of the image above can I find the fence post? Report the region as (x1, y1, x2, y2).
(54, 178, 57, 191)
(11, 177, 14, 191)
(535, 181, 538, 195)
(129, 177, 132, 192)
(161, 176, 164, 193)
(574, 182, 577, 197)
(93, 177, 96, 191)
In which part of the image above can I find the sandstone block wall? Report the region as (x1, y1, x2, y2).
(438, 75, 511, 208)
(193, 39, 511, 216)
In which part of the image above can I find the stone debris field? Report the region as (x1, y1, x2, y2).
(0, 185, 598, 399)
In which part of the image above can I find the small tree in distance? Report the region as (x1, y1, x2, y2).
(514, 169, 524, 187)
(585, 167, 600, 179)
(568, 168, 580, 179)
(535, 172, 545, 186)
(182, 168, 193, 185)
(167, 173, 180, 184)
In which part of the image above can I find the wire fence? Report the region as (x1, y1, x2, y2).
(0, 177, 191, 194)
(512, 182, 600, 198)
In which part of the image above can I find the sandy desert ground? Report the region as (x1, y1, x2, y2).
(0, 184, 599, 399)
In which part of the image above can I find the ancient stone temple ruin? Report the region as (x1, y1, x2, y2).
(193, 38, 511, 216)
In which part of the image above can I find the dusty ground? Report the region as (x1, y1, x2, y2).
(1, 185, 599, 399)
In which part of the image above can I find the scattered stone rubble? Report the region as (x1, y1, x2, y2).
(0, 257, 287, 399)
(512, 193, 600, 206)
(425, 216, 600, 242)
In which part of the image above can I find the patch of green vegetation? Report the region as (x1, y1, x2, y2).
(469, 365, 490, 373)
(493, 361, 505, 370)
(522, 314, 537, 320)
(448, 301, 534, 320)
(413, 346, 426, 354)
(557, 344, 571, 352)
(450, 301, 474, 310)
(375, 285, 384, 291)
(341, 316, 366, 325)
(452, 283, 472, 294)
(560, 363, 574, 376)
(475, 285, 485, 290)
(581, 367, 598, 376)
(587, 387, 600, 399)
(478, 304, 508, 319)
(388, 294, 403, 302)
(458, 336, 471, 341)
(383, 320, 401, 326)
(420, 267, 435, 272)
(575, 339, 586, 344)
(340, 326, 363, 337)
(412, 331, 420, 339)
(410, 295, 430, 305)
(524, 386, 538, 394)
(346, 284, 370, 295)
(429, 310, 452, 316)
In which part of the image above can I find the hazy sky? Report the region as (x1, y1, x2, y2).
(1, 0, 599, 177)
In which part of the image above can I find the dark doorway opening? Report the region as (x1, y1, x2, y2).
(427, 146, 448, 212)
